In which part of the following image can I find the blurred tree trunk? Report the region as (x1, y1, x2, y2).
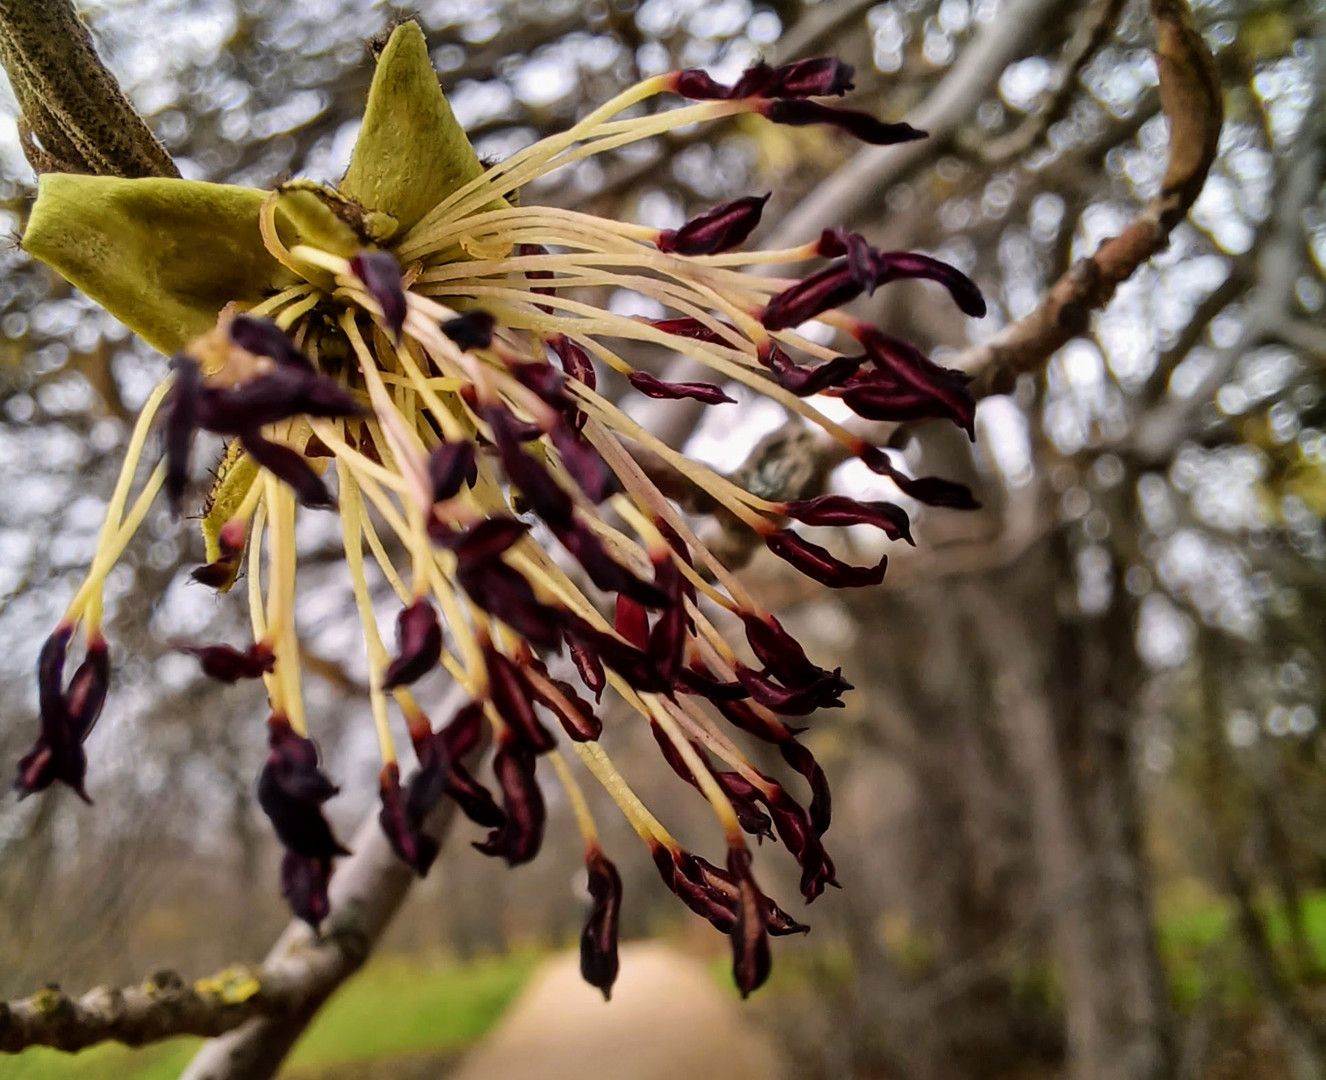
(968, 539, 1175, 1080)
(836, 580, 1045, 1080)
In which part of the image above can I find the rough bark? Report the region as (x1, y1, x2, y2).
(0, 0, 177, 178)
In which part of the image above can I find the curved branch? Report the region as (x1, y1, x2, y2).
(959, 0, 1223, 398)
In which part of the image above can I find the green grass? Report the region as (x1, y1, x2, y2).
(1158, 887, 1326, 1006)
(11, 891, 1326, 1080)
(4, 950, 539, 1080)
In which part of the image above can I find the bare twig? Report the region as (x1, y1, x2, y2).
(0, 0, 177, 178)
(965, 0, 1128, 166)
(958, 0, 1223, 398)
(1140, 256, 1253, 404)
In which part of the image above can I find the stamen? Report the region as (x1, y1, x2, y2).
(338, 460, 400, 766)
(548, 750, 600, 847)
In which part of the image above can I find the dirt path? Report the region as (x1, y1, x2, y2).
(446, 943, 786, 1080)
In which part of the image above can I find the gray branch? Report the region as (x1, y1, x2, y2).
(1, 963, 331, 1054)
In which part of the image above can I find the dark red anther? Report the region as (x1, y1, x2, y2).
(727, 845, 771, 998)
(281, 851, 333, 931)
(565, 618, 671, 694)
(780, 494, 914, 544)
(35, 624, 73, 728)
(854, 327, 977, 437)
(438, 699, 487, 759)
(628, 371, 735, 405)
(379, 762, 439, 876)
(650, 844, 737, 931)
(656, 194, 769, 256)
(780, 739, 832, 837)
(192, 520, 246, 590)
(763, 897, 811, 937)
(854, 444, 981, 509)
(739, 611, 838, 689)
(407, 702, 507, 831)
(428, 441, 478, 503)
(614, 595, 650, 651)
(228, 314, 313, 370)
(831, 240, 986, 317)
(484, 405, 576, 528)
(175, 640, 275, 683)
(455, 558, 568, 651)
(649, 719, 698, 788)
(550, 423, 618, 503)
(765, 351, 866, 397)
(435, 516, 531, 561)
(674, 57, 854, 101)
(761, 782, 840, 900)
(815, 228, 878, 288)
(714, 770, 776, 842)
(760, 261, 864, 332)
(547, 335, 596, 392)
(713, 696, 796, 744)
(671, 68, 731, 100)
(762, 99, 928, 145)
(764, 529, 888, 588)
(552, 518, 671, 608)
(473, 737, 546, 865)
(646, 317, 740, 345)
(16, 628, 108, 803)
(569, 636, 606, 702)
(528, 662, 602, 742)
(510, 361, 568, 407)
(484, 644, 555, 753)
(674, 662, 750, 702)
(837, 376, 971, 427)
(64, 641, 110, 735)
(382, 600, 443, 690)
(864, 249, 985, 317)
(197, 366, 365, 434)
(350, 250, 408, 339)
(759, 57, 855, 98)
(442, 311, 496, 351)
(648, 556, 687, 681)
(257, 717, 349, 860)
(735, 664, 849, 715)
(240, 432, 335, 509)
(581, 848, 623, 999)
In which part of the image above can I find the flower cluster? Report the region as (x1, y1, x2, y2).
(15, 23, 982, 998)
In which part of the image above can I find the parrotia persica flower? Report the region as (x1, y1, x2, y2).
(15, 22, 984, 998)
